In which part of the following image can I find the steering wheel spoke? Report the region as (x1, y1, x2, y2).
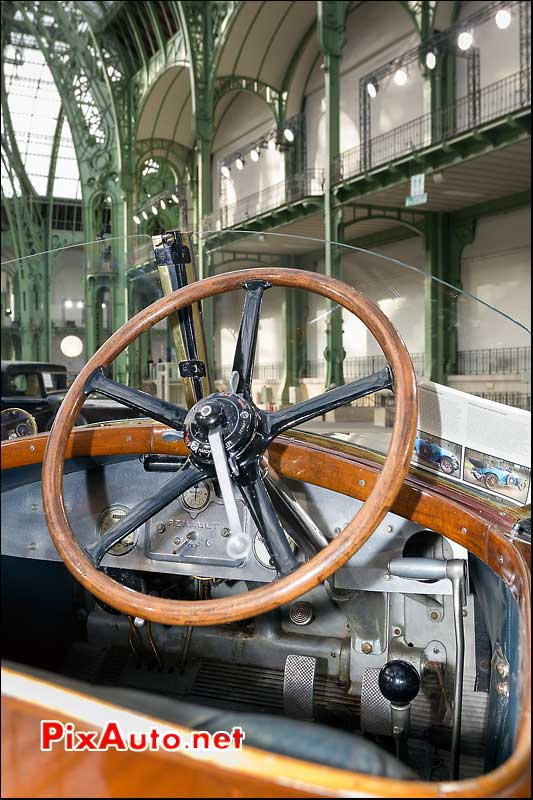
(265, 366, 393, 442)
(86, 461, 209, 566)
(231, 280, 271, 397)
(85, 367, 186, 431)
(239, 460, 299, 576)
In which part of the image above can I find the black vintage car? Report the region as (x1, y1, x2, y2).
(1, 361, 142, 433)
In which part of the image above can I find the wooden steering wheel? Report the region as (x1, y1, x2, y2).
(42, 268, 418, 626)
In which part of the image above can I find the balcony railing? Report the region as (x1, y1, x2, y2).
(474, 392, 531, 411)
(204, 169, 324, 233)
(456, 346, 531, 375)
(336, 70, 531, 183)
(214, 348, 530, 384)
(306, 353, 426, 380)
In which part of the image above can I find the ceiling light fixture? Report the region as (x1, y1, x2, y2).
(64, 300, 73, 309)
(394, 68, 408, 86)
(221, 163, 231, 178)
(457, 31, 473, 50)
(283, 127, 295, 143)
(160, 199, 166, 210)
(425, 51, 437, 70)
(250, 147, 260, 162)
(132, 214, 141, 225)
(366, 78, 379, 98)
(151, 205, 158, 215)
(171, 193, 180, 203)
(235, 156, 245, 170)
(77, 300, 84, 309)
(142, 210, 148, 221)
(495, 8, 511, 29)
(267, 138, 277, 152)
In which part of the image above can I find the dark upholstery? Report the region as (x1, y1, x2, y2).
(3, 661, 416, 779)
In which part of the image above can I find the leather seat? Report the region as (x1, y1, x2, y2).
(3, 661, 416, 779)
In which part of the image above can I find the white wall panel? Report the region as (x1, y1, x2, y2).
(459, 206, 531, 348)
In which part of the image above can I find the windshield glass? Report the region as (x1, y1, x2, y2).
(1, 230, 530, 508)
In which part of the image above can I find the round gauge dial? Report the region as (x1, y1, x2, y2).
(253, 532, 275, 570)
(97, 504, 139, 556)
(181, 481, 211, 511)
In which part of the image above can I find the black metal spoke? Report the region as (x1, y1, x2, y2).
(265, 366, 393, 442)
(85, 367, 187, 430)
(231, 280, 271, 396)
(238, 460, 298, 576)
(85, 461, 209, 566)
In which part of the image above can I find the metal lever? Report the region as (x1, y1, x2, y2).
(208, 426, 245, 539)
(388, 557, 467, 780)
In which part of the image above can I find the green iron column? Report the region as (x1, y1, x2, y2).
(196, 131, 216, 372)
(280, 268, 309, 405)
(425, 212, 476, 384)
(111, 197, 129, 385)
(318, 1, 347, 388)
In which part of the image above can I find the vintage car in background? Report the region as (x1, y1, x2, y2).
(469, 457, 529, 491)
(414, 435, 460, 475)
(1, 231, 531, 798)
(1, 361, 143, 432)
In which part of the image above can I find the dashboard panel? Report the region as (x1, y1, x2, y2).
(1, 454, 466, 592)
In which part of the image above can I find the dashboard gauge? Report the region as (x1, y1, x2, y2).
(97, 504, 139, 556)
(253, 532, 275, 570)
(1, 408, 38, 441)
(181, 481, 211, 511)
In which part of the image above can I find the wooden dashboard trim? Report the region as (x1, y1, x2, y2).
(1, 422, 531, 797)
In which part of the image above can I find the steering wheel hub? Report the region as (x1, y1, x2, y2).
(184, 393, 257, 461)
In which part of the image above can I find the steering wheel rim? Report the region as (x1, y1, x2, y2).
(42, 268, 418, 626)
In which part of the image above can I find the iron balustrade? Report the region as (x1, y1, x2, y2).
(213, 349, 529, 384)
(204, 169, 324, 232)
(336, 70, 531, 182)
(457, 347, 531, 375)
(306, 353, 425, 381)
(474, 392, 531, 411)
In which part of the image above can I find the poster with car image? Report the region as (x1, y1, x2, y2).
(413, 381, 531, 506)
(463, 448, 531, 505)
(413, 432, 462, 478)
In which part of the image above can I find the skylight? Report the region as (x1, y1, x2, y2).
(2, 35, 81, 200)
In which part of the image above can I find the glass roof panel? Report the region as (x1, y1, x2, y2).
(3, 35, 81, 199)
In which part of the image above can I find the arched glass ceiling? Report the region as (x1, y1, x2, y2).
(3, 33, 81, 200)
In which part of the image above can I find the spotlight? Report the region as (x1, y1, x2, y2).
(250, 147, 260, 162)
(5, 308, 11, 315)
(235, 156, 245, 170)
(64, 300, 73, 309)
(142, 210, 148, 220)
(283, 127, 295, 143)
(151, 204, 158, 215)
(160, 199, 166, 210)
(366, 78, 379, 98)
(101, 302, 106, 309)
(221, 163, 231, 178)
(394, 68, 407, 86)
(495, 8, 511, 29)
(132, 214, 141, 225)
(425, 51, 437, 70)
(171, 193, 180, 203)
(457, 31, 473, 51)
(76, 300, 84, 309)
(267, 138, 277, 152)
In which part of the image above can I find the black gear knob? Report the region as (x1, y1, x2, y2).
(378, 660, 420, 707)
(195, 401, 225, 430)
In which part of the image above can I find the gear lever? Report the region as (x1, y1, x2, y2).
(378, 659, 420, 762)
